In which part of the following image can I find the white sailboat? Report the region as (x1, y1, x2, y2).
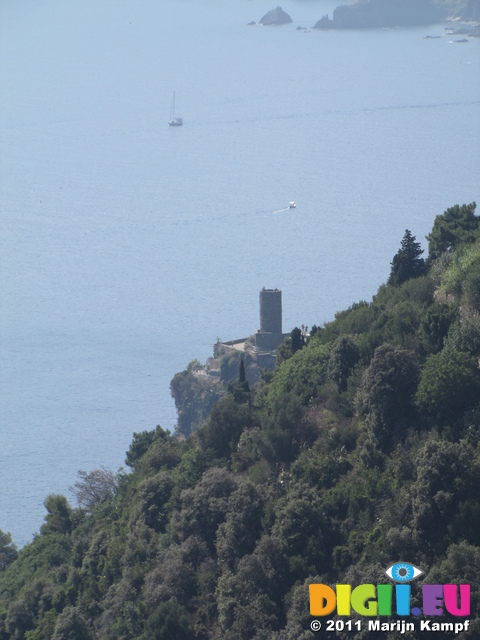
(168, 92, 183, 127)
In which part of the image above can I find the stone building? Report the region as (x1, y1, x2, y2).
(255, 287, 285, 353)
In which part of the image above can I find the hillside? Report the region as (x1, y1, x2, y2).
(1, 202, 480, 639)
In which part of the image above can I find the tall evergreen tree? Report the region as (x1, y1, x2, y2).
(233, 358, 250, 402)
(388, 229, 426, 286)
(239, 358, 247, 385)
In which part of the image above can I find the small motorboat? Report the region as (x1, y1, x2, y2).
(289, 201, 297, 209)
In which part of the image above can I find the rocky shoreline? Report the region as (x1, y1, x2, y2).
(250, 0, 480, 34)
(314, 0, 445, 30)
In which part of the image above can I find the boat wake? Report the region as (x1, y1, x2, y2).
(272, 207, 289, 214)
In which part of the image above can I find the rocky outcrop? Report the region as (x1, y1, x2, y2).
(448, 25, 480, 36)
(314, 0, 446, 30)
(259, 6, 293, 25)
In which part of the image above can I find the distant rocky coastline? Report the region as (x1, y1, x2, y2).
(446, 25, 480, 37)
(447, 0, 480, 37)
(313, 0, 480, 30)
(249, 1, 479, 33)
(314, 0, 444, 30)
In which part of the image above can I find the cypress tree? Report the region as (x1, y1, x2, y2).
(388, 229, 426, 286)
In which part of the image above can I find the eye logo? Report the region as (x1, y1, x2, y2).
(385, 562, 423, 583)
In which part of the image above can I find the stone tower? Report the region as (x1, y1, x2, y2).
(260, 288, 282, 334)
(255, 288, 284, 352)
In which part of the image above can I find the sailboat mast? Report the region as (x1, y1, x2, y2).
(168, 91, 183, 126)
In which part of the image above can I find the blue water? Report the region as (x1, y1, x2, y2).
(1, 0, 479, 546)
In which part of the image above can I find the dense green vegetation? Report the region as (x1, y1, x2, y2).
(1, 202, 480, 639)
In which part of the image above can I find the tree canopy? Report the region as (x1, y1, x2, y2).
(426, 201, 478, 260)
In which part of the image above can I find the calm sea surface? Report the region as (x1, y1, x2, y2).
(1, 0, 479, 546)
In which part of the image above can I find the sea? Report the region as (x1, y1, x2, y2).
(1, 0, 479, 547)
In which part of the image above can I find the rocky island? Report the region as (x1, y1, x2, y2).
(258, 6, 293, 26)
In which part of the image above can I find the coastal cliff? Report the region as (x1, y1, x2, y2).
(314, 0, 449, 30)
(451, 0, 480, 22)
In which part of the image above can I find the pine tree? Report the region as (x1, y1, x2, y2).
(388, 229, 426, 286)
